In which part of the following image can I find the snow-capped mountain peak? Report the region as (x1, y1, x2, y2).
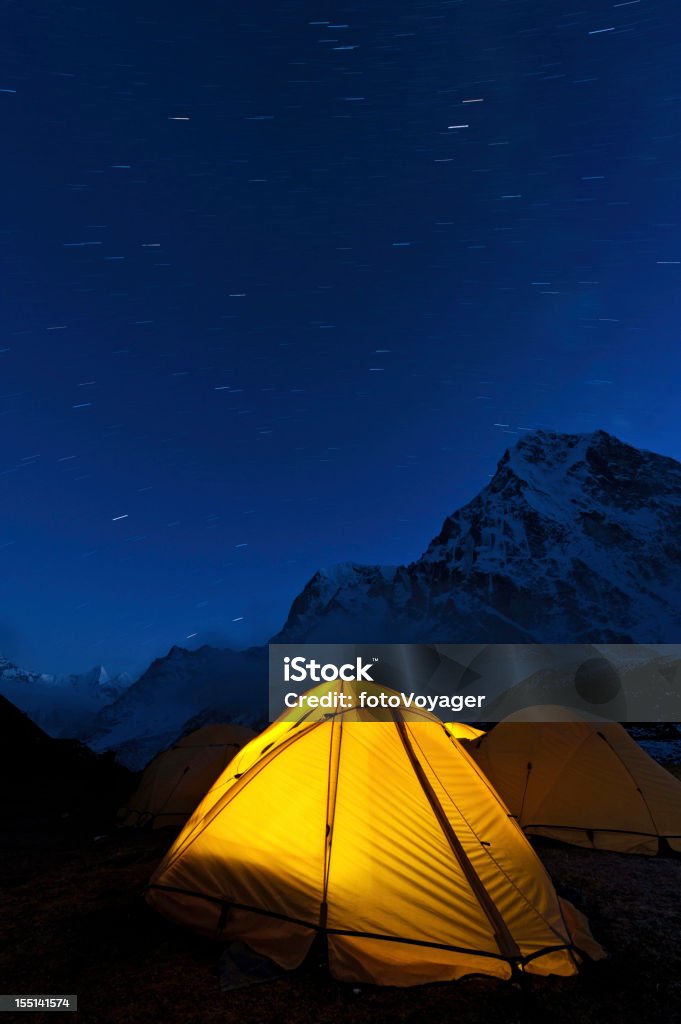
(275, 429, 681, 644)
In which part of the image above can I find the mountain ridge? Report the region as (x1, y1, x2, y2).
(274, 429, 681, 644)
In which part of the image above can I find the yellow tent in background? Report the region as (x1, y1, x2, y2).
(147, 681, 603, 985)
(119, 723, 256, 829)
(445, 722, 486, 741)
(466, 707, 681, 855)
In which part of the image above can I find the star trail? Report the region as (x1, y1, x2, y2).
(1, 0, 680, 673)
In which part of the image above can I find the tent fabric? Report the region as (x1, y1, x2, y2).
(466, 708, 681, 856)
(445, 722, 486, 741)
(119, 723, 256, 829)
(147, 681, 603, 985)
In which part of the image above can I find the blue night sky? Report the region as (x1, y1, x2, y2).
(2, 0, 681, 674)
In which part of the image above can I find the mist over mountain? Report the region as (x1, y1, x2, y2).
(0, 656, 132, 737)
(84, 644, 268, 769)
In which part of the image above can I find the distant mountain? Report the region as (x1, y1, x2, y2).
(0, 656, 133, 738)
(84, 429, 681, 768)
(274, 430, 681, 644)
(85, 644, 267, 769)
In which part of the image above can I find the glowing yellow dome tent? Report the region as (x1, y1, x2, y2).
(119, 723, 256, 829)
(467, 707, 681, 855)
(146, 681, 602, 985)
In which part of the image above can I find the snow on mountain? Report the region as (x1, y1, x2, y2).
(85, 644, 268, 769)
(275, 430, 681, 644)
(278, 562, 401, 644)
(0, 655, 133, 737)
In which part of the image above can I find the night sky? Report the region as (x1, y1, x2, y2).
(2, 0, 681, 675)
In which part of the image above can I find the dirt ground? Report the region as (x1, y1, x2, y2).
(2, 812, 680, 1024)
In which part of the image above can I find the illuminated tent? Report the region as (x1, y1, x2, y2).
(445, 722, 486, 741)
(119, 723, 256, 829)
(147, 681, 602, 985)
(466, 707, 681, 855)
